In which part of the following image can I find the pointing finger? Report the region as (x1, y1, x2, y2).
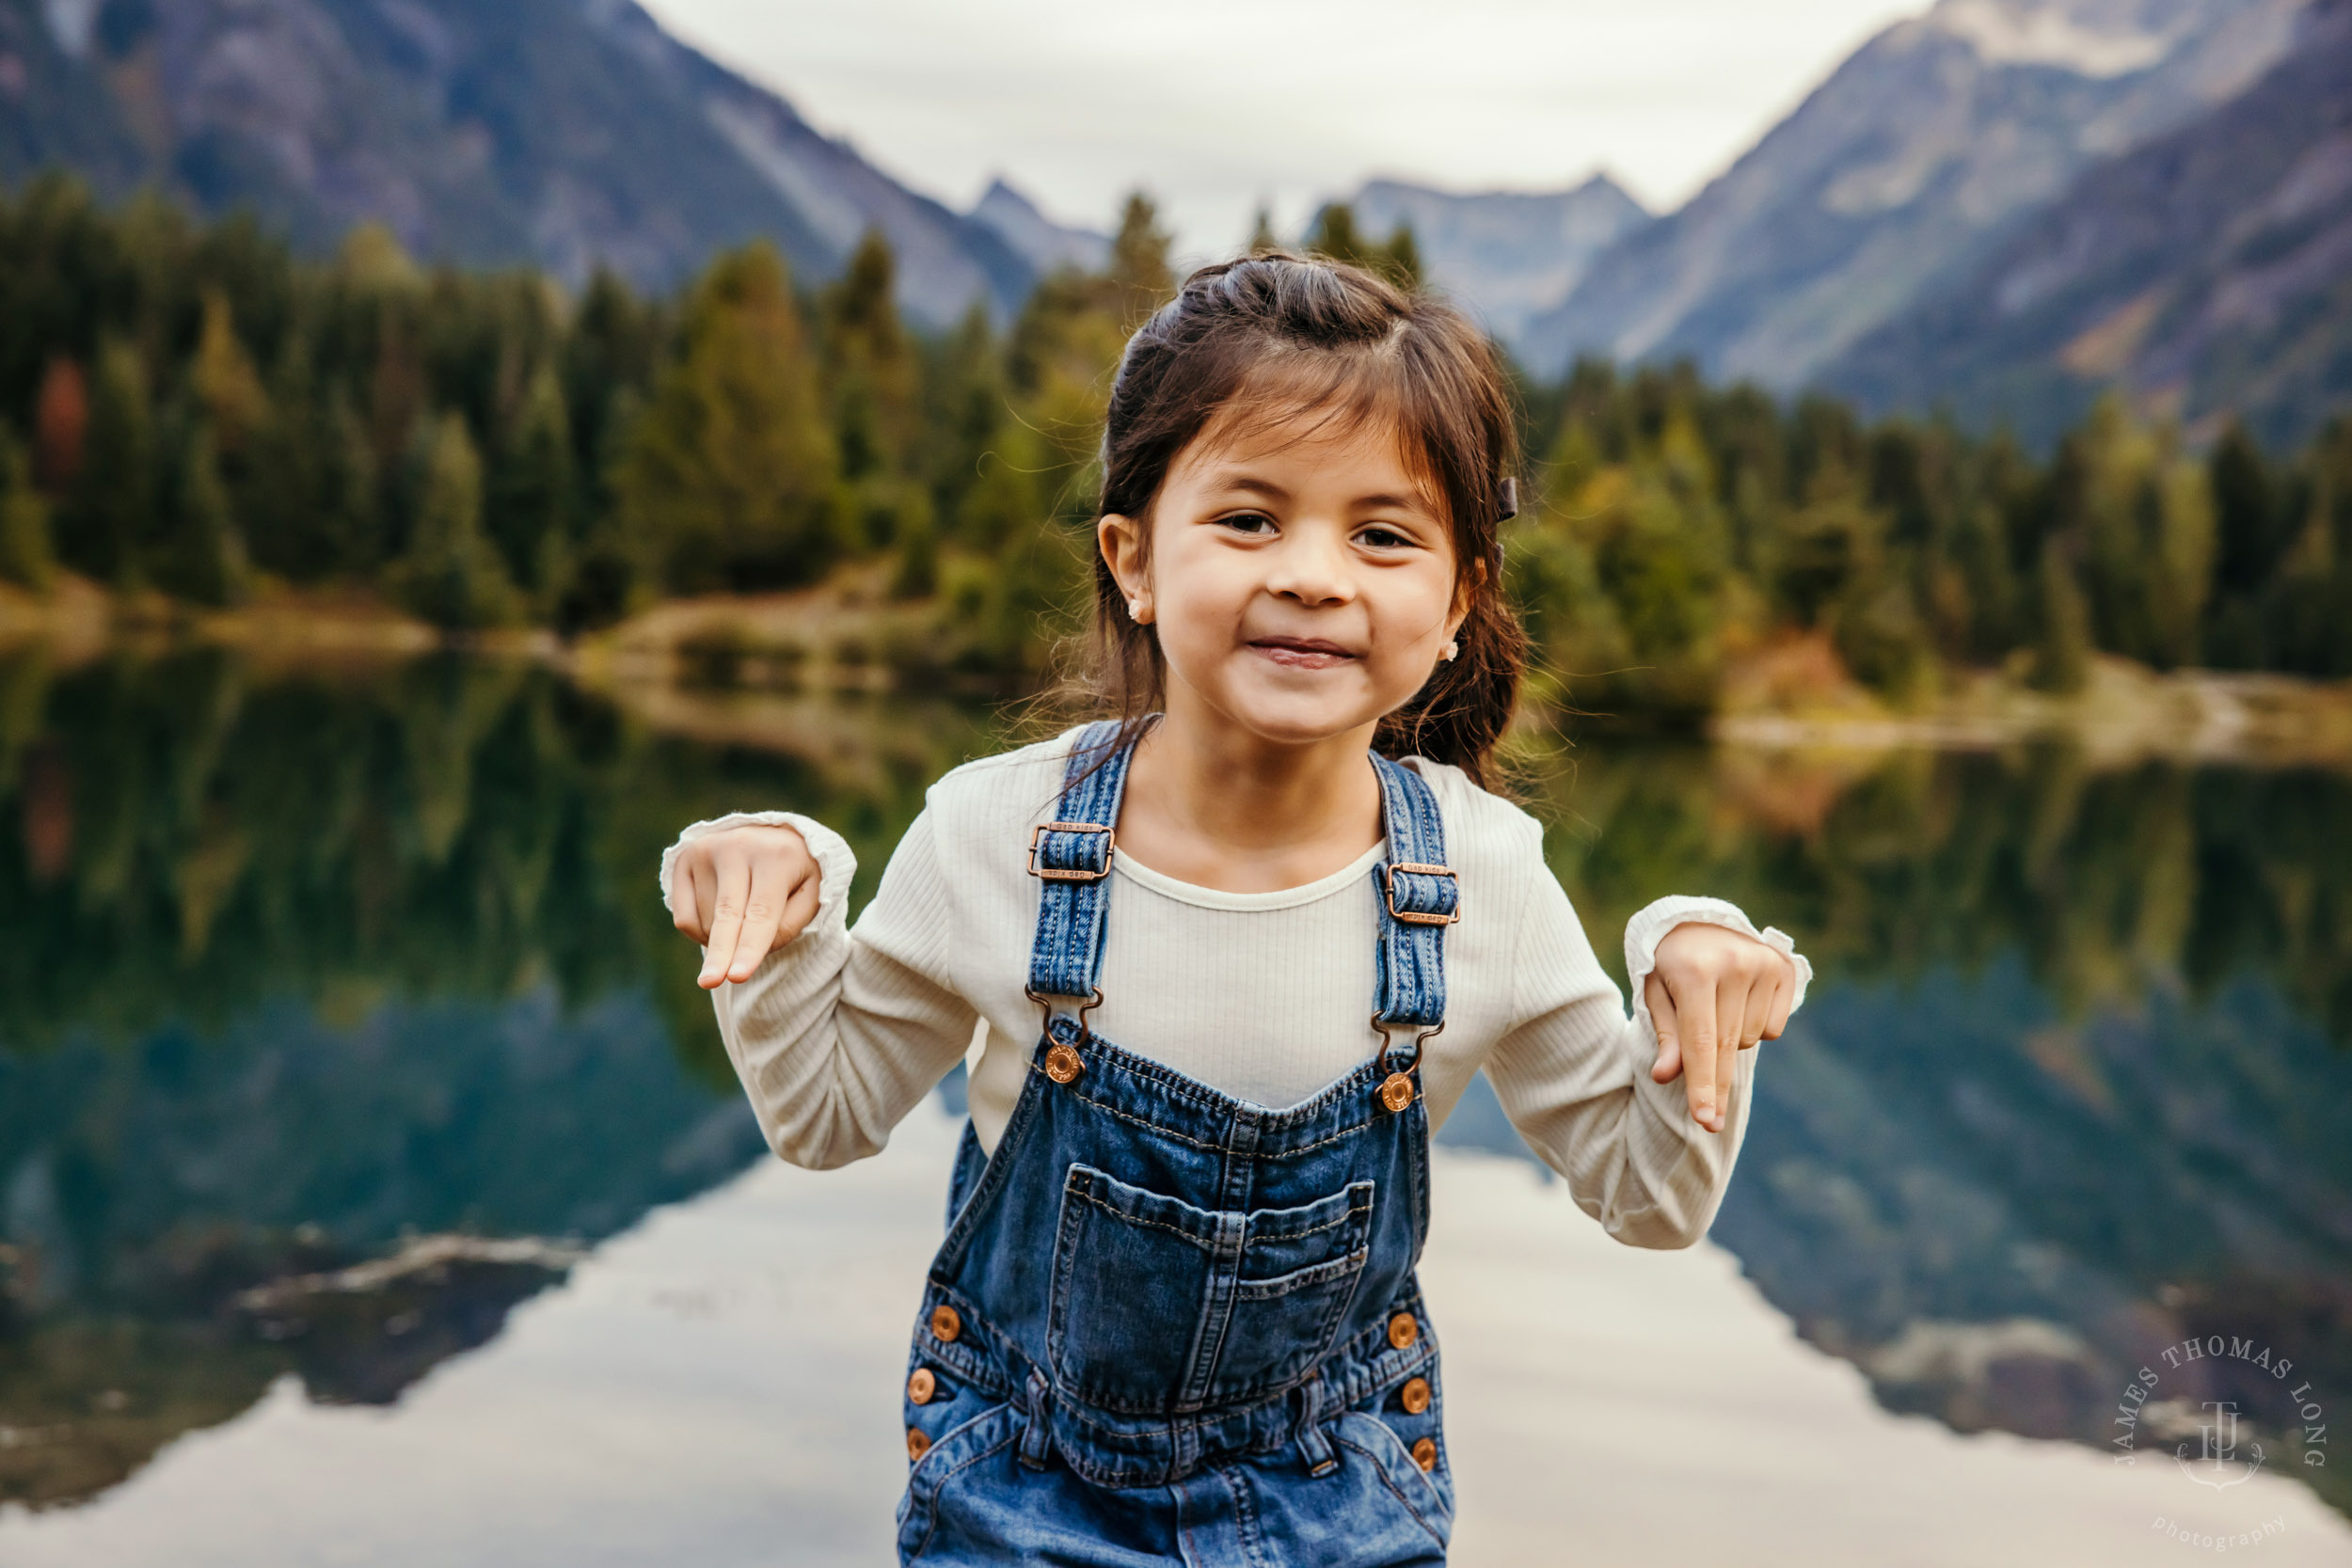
(698, 852, 750, 990)
(1681, 970, 1720, 1132)
(1716, 970, 1747, 1134)
(724, 856, 787, 983)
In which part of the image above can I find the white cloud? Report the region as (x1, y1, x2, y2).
(640, 0, 1928, 256)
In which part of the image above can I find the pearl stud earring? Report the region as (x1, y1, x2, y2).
(1440, 640, 1459, 662)
(1126, 597, 1144, 622)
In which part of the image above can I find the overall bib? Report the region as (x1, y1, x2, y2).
(895, 721, 1462, 1565)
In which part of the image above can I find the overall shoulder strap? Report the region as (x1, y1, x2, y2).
(1370, 753, 1457, 1031)
(1026, 721, 1136, 1004)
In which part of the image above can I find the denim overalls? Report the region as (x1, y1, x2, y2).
(895, 721, 1463, 1565)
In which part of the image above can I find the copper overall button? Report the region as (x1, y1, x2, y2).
(1399, 1376, 1432, 1415)
(929, 1304, 961, 1343)
(1387, 1311, 1419, 1351)
(907, 1367, 937, 1404)
(1043, 1042, 1084, 1084)
(1410, 1436, 1438, 1473)
(1377, 1072, 1415, 1113)
(907, 1427, 931, 1462)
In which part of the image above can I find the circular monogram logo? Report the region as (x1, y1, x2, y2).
(2112, 1330, 2329, 1550)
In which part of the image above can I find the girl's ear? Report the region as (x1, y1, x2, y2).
(1099, 513, 1151, 619)
(1446, 551, 1486, 637)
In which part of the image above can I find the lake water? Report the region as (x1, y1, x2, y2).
(1, 649, 2347, 1564)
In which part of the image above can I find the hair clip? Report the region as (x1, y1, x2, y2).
(1497, 477, 1518, 521)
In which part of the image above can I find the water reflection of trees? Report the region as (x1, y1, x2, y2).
(0, 648, 998, 1508)
(7, 654, 2344, 1067)
(1518, 737, 2352, 1517)
(3, 655, 2348, 1513)
(1530, 738, 2352, 1053)
(0, 648, 995, 1061)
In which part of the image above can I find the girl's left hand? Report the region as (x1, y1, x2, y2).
(1645, 923, 1796, 1134)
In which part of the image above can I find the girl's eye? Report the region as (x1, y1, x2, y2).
(1358, 524, 1415, 549)
(1219, 511, 1276, 535)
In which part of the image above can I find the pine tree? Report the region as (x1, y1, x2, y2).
(1304, 205, 1421, 289)
(2265, 417, 2352, 676)
(2205, 421, 2285, 667)
(1381, 222, 1423, 289)
(563, 268, 666, 517)
(821, 230, 930, 563)
(2210, 421, 2283, 594)
(1108, 193, 1174, 325)
(0, 423, 56, 592)
(2030, 538, 2093, 693)
(612, 243, 837, 595)
(190, 290, 271, 454)
(325, 388, 384, 577)
(61, 339, 155, 588)
(821, 230, 917, 482)
(488, 364, 576, 607)
(158, 420, 250, 607)
(2048, 399, 2213, 670)
(925, 303, 1007, 540)
(1308, 203, 1366, 265)
(955, 417, 1048, 555)
(394, 411, 517, 628)
(2145, 451, 2215, 670)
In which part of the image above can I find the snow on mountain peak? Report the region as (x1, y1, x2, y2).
(1928, 0, 2185, 78)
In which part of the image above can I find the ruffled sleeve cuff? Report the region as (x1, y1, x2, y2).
(1622, 895, 1812, 1043)
(658, 812, 859, 935)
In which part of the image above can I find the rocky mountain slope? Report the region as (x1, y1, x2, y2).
(1340, 174, 1650, 346)
(969, 177, 1107, 276)
(1520, 0, 2310, 388)
(0, 0, 1030, 324)
(1823, 0, 2352, 449)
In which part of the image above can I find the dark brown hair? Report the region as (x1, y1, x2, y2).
(1080, 251, 1527, 789)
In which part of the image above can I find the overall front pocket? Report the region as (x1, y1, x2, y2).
(1046, 1164, 1375, 1414)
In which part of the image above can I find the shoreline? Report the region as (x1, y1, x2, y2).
(8, 579, 2352, 769)
(1709, 658, 2352, 769)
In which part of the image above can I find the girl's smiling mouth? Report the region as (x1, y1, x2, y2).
(1248, 636, 1358, 669)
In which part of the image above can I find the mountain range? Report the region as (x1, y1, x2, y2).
(1519, 0, 2308, 388)
(0, 0, 1036, 325)
(1820, 0, 2352, 449)
(1352, 0, 2344, 446)
(970, 176, 1109, 276)
(1338, 175, 1649, 345)
(1, 0, 2344, 440)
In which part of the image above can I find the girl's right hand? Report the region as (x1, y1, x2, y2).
(669, 824, 823, 989)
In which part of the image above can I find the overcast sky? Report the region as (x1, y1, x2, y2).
(638, 0, 1929, 256)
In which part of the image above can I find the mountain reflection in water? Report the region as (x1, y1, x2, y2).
(0, 649, 2344, 1521)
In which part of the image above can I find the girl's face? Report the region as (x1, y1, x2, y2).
(1099, 408, 1467, 750)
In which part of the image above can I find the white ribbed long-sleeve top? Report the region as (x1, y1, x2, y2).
(661, 729, 1811, 1249)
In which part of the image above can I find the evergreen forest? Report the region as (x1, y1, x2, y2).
(2, 174, 2348, 713)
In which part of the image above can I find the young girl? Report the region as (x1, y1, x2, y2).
(662, 255, 1807, 1565)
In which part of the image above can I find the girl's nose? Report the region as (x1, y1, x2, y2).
(1263, 529, 1355, 606)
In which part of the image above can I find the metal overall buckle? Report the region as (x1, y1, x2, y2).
(1384, 863, 1460, 926)
(1025, 986, 1102, 1084)
(1370, 1018, 1443, 1112)
(1027, 822, 1115, 881)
